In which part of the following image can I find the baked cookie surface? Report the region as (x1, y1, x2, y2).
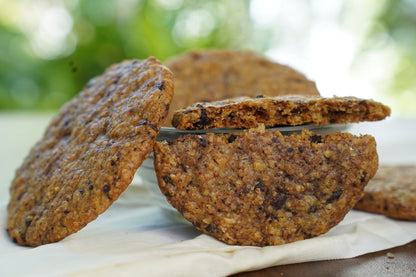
(154, 127, 378, 246)
(354, 165, 416, 220)
(165, 50, 320, 126)
(172, 95, 391, 130)
(7, 57, 174, 246)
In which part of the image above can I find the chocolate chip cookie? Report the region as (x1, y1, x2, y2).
(172, 95, 391, 130)
(165, 50, 320, 126)
(354, 165, 416, 220)
(7, 57, 174, 246)
(154, 126, 378, 246)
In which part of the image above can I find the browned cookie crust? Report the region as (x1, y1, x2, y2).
(172, 95, 391, 130)
(7, 57, 174, 246)
(354, 165, 416, 220)
(165, 50, 320, 126)
(154, 127, 378, 246)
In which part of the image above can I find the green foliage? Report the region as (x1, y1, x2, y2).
(362, 0, 416, 114)
(0, 0, 254, 110)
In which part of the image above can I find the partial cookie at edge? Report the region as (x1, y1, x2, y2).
(354, 165, 416, 220)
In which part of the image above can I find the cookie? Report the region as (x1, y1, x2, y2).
(165, 50, 320, 126)
(7, 57, 174, 246)
(172, 95, 391, 130)
(354, 165, 416, 220)
(153, 126, 378, 246)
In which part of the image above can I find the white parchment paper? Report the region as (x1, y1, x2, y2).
(0, 116, 415, 277)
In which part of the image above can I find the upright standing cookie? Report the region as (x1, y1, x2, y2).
(354, 165, 416, 220)
(7, 57, 174, 246)
(154, 127, 378, 246)
(165, 50, 320, 125)
(172, 95, 391, 130)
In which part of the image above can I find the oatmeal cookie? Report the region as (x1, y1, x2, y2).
(7, 57, 174, 246)
(172, 95, 391, 130)
(354, 165, 416, 220)
(165, 50, 320, 126)
(154, 127, 378, 246)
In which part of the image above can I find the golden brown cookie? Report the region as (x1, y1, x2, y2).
(7, 57, 174, 246)
(172, 95, 391, 130)
(165, 50, 320, 126)
(154, 127, 378, 246)
(354, 165, 416, 220)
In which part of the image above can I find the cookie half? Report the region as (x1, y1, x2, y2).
(165, 50, 320, 126)
(7, 57, 174, 246)
(154, 127, 378, 246)
(172, 95, 391, 130)
(354, 165, 416, 220)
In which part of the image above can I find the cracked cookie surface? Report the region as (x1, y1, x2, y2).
(7, 57, 174, 246)
(154, 127, 378, 246)
(172, 95, 391, 130)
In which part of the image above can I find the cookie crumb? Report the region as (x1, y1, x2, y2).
(386, 252, 395, 259)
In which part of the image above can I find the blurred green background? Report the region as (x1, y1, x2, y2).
(0, 0, 415, 116)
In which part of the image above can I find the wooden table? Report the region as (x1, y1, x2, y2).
(234, 240, 416, 276)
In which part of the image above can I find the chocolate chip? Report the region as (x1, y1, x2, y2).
(192, 104, 210, 129)
(272, 193, 287, 210)
(284, 174, 294, 182)
(254, 107, 266, 117)
(156, 81, 165, 90)
(77, 189, 85, 195)
(102, 184, 112, 200)
(326, 189, 342, 204)
(103, 184, 110, 193)
(111, 160, 116, 166)
(205, 224, 217, 233)
(256, 94, 265, 98)
(360, 171, 367, 183)
(254, 179, 265, 191)
(228, 134, 238, 143)
(308, 205, 317, 213)
(287, 147, 294, 153)
(290, 108, 301, 114)
(309, 135, 323, 143)
(298, 146, 306, 153)
(25, 219, 32, 227)
(162, 176, 173, 186)
(180, 163, 188, 173)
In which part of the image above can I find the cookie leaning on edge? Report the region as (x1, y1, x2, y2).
(154, 126, 378, 246)
(165, 50, 320, 126)
(172, 95, 391, 130)
(7, 57, 174, 246)
(354, 165, 416, 220)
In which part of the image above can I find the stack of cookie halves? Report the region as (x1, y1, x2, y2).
(154, 50, 394, 246)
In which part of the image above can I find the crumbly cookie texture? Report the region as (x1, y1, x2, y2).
(172, 95, 391, 130)
(354, 165, 416, 220)
(165, 50, 320, 126)
(7, 57, 174, 246)
(154, 127, 378, 246)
